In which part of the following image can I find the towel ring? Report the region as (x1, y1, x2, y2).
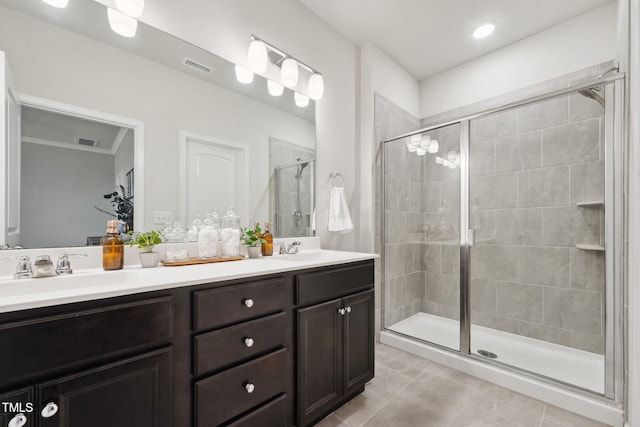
(330, 172, 345, 188)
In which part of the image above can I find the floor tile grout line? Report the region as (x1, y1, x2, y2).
(539, 404, 548, 427)
(355, 374, 418, 426)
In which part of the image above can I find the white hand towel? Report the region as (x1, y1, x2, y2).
(328, 187, 353, 234)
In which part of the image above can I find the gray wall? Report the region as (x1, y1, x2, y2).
(21, 143, 114, 247)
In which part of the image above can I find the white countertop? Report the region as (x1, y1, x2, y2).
(0, 249, 377, 313)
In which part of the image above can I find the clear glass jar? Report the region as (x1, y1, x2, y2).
(221, 207, 240, 257)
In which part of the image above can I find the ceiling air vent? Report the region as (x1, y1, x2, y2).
(183, 57, 213, 75)
(76, 137, 98, 147)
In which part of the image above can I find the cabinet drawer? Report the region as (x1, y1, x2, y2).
(195, 348, 287, 427)
(296, 262, 374, 306)
(193, 277, 287, 331)
(194, 312, 288, 376)
(226, 394, 287, 427)
(0, 297, 173, 386)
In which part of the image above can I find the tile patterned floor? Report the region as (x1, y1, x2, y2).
(316, 344, 611, 427)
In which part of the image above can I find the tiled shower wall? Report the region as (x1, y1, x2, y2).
(379, 62, 611, 354)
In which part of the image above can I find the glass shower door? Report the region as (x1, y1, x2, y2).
(383, 123, 461, 351)
(467, 88, 608, 393)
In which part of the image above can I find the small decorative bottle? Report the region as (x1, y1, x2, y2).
(262, 222, 273, 256)
(101, 220, 124, 270)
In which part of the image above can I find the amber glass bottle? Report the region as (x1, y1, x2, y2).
(101, 220, 124, 270)
(262, 222, 273, 256)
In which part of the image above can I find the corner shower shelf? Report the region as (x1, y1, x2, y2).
(576, 201, 603, 207)
(575, 244, 605, 251)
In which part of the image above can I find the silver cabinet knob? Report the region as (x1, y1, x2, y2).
(337, 308, 346, 315)
(244, 298, 254, 308)
(41, 402, 58, 418)
(8, 413, 27, 427)
(245, 383, 255, 394)
(346, 306, 352, 313)
(244, 337, 254, 347)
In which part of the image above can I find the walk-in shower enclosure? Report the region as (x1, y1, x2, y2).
(381, 73, 624, 404)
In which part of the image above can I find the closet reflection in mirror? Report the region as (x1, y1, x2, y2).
(0, 0, 316, 248)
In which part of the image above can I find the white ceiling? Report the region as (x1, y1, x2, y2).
(298, 0, 614, 81)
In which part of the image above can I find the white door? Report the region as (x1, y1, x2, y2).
(0, 51, 20, 247)
(182, 133, 248, 223)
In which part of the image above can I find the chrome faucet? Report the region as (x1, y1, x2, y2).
(280, 241, 302, 255)
(0, 256, 33, 279)
(56, 253, 88, 275)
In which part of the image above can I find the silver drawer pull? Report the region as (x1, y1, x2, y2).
(337, 308, 346, 316)
(8, 413, 27, 427)
(245, 383, 255, 394)
(41, 402, 58, 418)
(244, 298, 254, 308)
(346, 306, 352, 313)
(244, 337, 254, 347)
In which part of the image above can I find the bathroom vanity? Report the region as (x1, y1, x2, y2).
(0, 251, 375, 426)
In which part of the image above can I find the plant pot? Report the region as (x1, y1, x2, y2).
(139, 252, 159, 268)
(246, 246, 262, 258)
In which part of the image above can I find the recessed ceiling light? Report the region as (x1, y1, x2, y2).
(473, 23, 495, 39)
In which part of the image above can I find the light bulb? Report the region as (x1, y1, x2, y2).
(114, 0, 144, 18)
(473, 23, 495, 39)
(107, 8, 137, 38)
(435, 156, 444, 164)
(410, 134, 421, 146)
(416, 148, 427, 156)
(41, 0, 69, 8)
(235, 65, 254, 84)
(294, 92, 309, 107)
(281, 58, 298, 88)
(247, 40, 268, 73)
(267, 80, 284, 96)
(428, 139, 439, 154)
(308, 73, 324, 100)
(406, 141, 417, 152)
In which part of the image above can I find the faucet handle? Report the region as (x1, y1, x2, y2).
(0, 256, 33, 279)
(56, 253, 88, 275)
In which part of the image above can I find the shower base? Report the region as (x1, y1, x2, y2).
(388, 312, 604, 393)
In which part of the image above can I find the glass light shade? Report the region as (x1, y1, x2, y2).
(473, 23, 495, 39)
(41, 0, 69, 8)
(267, 80, 284, 96)
(115, 0, 144, 18)
(247, 40, 268, 73)
(294, 92, 309, 108)
(442, 159, 451, 167)
(420, 135, 431, 150)
(448, 162, 457, 169)
(107, 8, 137, 38)
(234, 65, 254, 84)
(410, 134, 421, 146)
(435, 156, 444, 164)
(428, 139, 439, 154)
(447, 150, 457, 162)
(416, 148, 427, 156)
(406, 141, 417, 152)
(308, 73, 324, 100)
(281, 58, 299, 88)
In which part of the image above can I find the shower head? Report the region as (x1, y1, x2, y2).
(578, 87, 605, 108)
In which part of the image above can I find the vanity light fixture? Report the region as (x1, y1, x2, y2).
(406, 140, 418, 152)
(267, 79, 284, 96)
(294, 92, 309, 108)
(435, 156, 444, 164)
(473, 23, 495, 39)
(41, 0, 69, 8)
(107, 8, 138, 38)
(416, 147, 427, 156)
(114, 0, 144, 18)
(247, 35, 324, 100)
(428, 139, 439, 154)
(235, 65, 254, 84)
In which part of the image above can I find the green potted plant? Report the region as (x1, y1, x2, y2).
(128, 230, 164, 267)
(240, 225, 267, 258)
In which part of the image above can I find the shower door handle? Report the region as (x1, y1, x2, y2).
(468, 229, 475, 247)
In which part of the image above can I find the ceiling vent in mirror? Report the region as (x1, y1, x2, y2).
(183, 58, 213, 75)
(76, 137, 99, 147)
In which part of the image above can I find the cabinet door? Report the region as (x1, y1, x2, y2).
(37, 348, 172, 427)
(343, 290, 375, 397)
(297, 298, 342, 426)
(0, 387, 33, 427)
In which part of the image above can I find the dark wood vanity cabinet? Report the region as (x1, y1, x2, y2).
(0, 296, 174, 427)
(296, 261, 375, 426)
